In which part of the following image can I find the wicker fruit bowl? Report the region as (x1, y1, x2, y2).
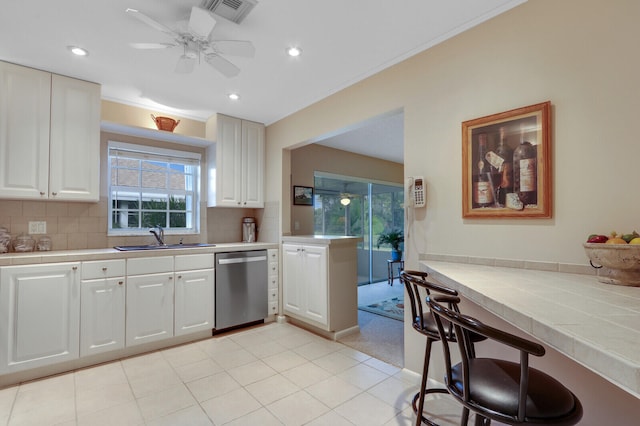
(151, 114, 180, 132)
(583, 243, 640, 286)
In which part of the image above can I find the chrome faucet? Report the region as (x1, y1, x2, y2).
(149, 226, 165, 246)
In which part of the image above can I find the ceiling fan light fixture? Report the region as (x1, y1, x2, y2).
(286, 46, 302, 57)
(340, 196, 351, 206)
(175, 55, 196, 73)
(68, 46, 88, 56)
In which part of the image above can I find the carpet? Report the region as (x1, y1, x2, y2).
(358, 295, 404, 321)
(338, 310, 404, 367)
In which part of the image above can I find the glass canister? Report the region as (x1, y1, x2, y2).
(13, 234, 35, 252)
(37, 236, 52, 251)
(0, 227, 11, 253)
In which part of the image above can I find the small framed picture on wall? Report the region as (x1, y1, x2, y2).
(293, 185, 314, 206)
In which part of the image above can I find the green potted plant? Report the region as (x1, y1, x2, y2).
(377, 228, 404, 261)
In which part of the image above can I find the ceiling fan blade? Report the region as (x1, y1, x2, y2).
(175, 56, 196, 73)
(130, 42, 176, 49)
(205, 54, 240, 78)
(126, 8, 178, 37)
(211, 40, 255, 57)
(188, 6, 217, 39)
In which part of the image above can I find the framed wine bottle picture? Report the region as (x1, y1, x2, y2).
(462, 101, 551, 218)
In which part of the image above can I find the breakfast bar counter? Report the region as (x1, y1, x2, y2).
(420, 260, 640, 399)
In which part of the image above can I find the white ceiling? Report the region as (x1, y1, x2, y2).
(0, 0, 525, 162)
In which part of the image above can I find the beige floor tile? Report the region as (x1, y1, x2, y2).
(306, 376, 363, 408)
(262, 349, 308, 372)
(76, 400, 144, 426)
(334, 392, 399, 426)
(243, 339, 288, 358)
(174, 357, 224, 383)
(145, 405, 213, 426)
(306, 410, 354, 426)
(245, 374, 300, 405)
(338, 346, 373, 363)
(337, 363, 390, 390)
(227, 360, 277, 386)
(312, 351, 361, 374)
(364, 357, 401, 375)
(200, 387, 262, 425)
(224, 407, 283, 426)
(74, 361, 128, 392)
(136, 383, 197, 422)
(368, 376, 418, 411)
(186, 371, 241, 402)
(280, 362, 333, 388)
(127, 368, 183, 398)
(161, 343, 209, 368)
(294, 340, 343, 361)
(75, 382, 135, 417)
(197, 336, 242, 357)
(210, 347, 258, 370)
(266, 390, 330, 425)
(0, 386, 18, 425)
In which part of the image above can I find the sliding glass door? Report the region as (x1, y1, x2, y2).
(313, 173, 404, 285)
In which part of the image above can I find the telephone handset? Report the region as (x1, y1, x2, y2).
(407, 176, 426, 208)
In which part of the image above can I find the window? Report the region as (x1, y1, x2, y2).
(108, 141, 201, 235)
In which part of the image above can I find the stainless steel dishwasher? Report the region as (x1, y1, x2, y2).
(214, 250, 268, 331)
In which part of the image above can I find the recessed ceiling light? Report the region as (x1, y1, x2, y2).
(68, 46, 89, 56)
(228, 93, 240, 101)
(286, 46, 302, 57)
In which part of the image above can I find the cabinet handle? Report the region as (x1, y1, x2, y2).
(169, 276, 173, 280)
(51, 192, 57, 196)
(40, 191, 45, 196)
(177, 275, 182, 279)
(118, 281, 124, 285)
(102, 267, 107, 272)
(72, 266, 78, 271)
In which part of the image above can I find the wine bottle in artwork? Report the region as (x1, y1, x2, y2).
(472, 134, 494, 208)
(495, 126, 513, 206)
(513, 124, 537, 205)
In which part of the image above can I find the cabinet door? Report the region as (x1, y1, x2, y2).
(49, 74, 101, 201)
(241, 120, 265, 208)
(80, 277, 125, 357)
(0, 263, 80, 374)
(302, 245, 328, 325)
(126, 272, 174, 346)
(282, 244, 303, 315)
(174, 269, 214, 336)
(215, 114, 243, 207)
(0, 61, 51, 199)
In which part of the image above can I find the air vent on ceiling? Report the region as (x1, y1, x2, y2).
(200, 0, 257, 24)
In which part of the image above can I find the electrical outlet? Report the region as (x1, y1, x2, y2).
(28, 221, 47, 234)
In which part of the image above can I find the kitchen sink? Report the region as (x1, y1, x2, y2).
(114, 243, 216, 251)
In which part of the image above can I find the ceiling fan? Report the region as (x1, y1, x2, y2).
(126, 6, 255, 77)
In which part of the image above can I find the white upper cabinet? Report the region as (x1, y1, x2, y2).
(0, 61, 100, 201)
(208, 114, 265, 208)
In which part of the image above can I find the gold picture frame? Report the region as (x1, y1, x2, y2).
(462, 101, 551, 218)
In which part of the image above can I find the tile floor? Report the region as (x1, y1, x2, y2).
(0, 321, 471, 426)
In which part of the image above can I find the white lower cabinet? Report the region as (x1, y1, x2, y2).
(0, 262, 80, 374)
(80, 260, 125, 357)
(282, 243, 328, 326)
(125, 256, 174, 347)
(174, 254, 215, 336)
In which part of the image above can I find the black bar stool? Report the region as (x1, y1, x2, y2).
(428, 295, 583, 426)
(401, 271, 485, 426)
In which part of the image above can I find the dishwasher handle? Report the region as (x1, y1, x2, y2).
(218, 255, 267, 265)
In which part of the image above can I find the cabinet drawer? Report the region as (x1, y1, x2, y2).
(268, 288, 278, 302)
(175, 253, 214, 271)
(268, 301, 278, 315)
(82, 259, 125, 279)
(268, 249, 278, 262)
(268, 261, 278, 276)
(127, 256, 173, 275)
(268, 275, 278, 289)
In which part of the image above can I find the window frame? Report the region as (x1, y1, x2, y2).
(107, 141, 201, 236)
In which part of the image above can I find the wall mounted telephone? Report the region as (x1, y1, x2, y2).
(407, 176, 426, 208)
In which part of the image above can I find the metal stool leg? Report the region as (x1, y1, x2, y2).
(412, 336, 448, 426)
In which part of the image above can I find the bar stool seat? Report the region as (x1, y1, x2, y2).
(428, 295, 583, 426)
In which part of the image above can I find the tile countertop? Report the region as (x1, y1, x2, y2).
(282, 235, 363, 245)
(0, 242, 278, 266)
(421, 260, 640, 399)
